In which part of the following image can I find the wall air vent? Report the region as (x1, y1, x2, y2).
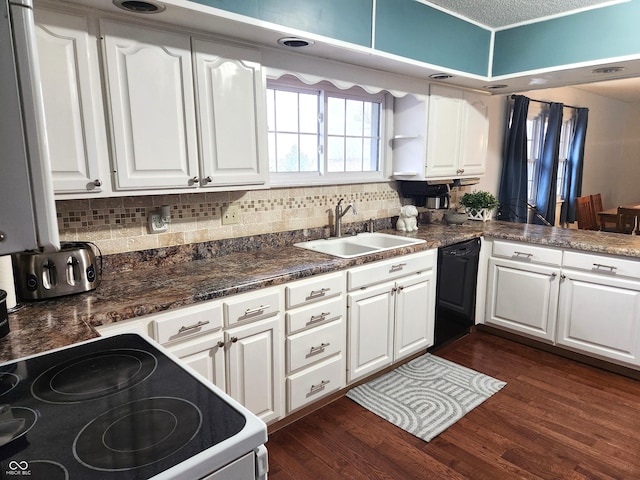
(113, 0, 166, 13)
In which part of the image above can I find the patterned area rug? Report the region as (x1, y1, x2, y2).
(346, 353, 506, 442)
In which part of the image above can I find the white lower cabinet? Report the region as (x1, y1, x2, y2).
(166, 332, 225, 391)
(226, 316, 283, 424)
(485, 257, 560, 342)
(346, 251, 437, 384)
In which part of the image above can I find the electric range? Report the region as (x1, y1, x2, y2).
(0, 333, 267, 479)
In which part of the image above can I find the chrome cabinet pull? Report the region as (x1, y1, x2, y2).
(593, 263, 617, 272)
(309, 342, 330, 354)
(514, 251, 533, 258)
(310, 287, 331, 297)
(178, 320, 210, 333)
(217, 341, 225, 348)
(244, 304, 270, 315)
(190, 176, 199, 184)
(308, 312, 330, 324)
(202, 176, 212, 184)
(390, 263, 407, 272)
(92, 179, 102, 187)
(231, 336, 238, 343)
(310, 380, 330, 393)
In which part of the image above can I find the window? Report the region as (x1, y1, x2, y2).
(266, 77, 387, 185)
(526, 105, 575, 204)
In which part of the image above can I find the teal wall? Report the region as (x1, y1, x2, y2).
(374, 0, 491, 76)
(190, 0, 373, 47)
(493, 1, 640, 76)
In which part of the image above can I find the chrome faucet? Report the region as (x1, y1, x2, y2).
(334, 198, 357, 237)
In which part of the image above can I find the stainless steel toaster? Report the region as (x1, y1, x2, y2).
(12, 242, 99, 300)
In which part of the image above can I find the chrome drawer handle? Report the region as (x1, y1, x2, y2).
(308, 312, 330, 324)
(514, 251, 533, 258)
(593, 263, 617, 272)
(217, 341, 225, 348)
(309, 342, 330, 354)
(390, 263, 407, 272)
(244, 304, 270, 316)
(178, 320, 210, 333)
(310, 288, 331, 297)
(310, 380, 330, 393)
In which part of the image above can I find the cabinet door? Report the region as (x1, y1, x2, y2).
(226, 316, 283, 424)
(394, 271, 435, 361)
(557, 270, 640, 365)
(347, 283, 394, 383)
(35, 9, 107, 194)
(194, 39, 267, 187)
(101, 21, 199, 190)
(485, 258, 560, 342)
(459, 92, 488, 176)
(425, 85, 463, 178)
(168, 333, 226, 391)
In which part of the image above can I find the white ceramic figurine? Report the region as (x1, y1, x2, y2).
(396, 205, 419, 232)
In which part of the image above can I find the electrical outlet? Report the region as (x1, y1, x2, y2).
(221, 205, 240, 225)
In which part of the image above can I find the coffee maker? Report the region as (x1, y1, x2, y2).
(399, 181, 451, 209)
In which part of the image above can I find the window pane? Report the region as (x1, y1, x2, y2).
(362, 138, 379, 171)
(275, 90, 299, 132)
(268, 132, 276, 172)
(346, 99, 363, 136)
(327, 97, 345, 135)
(276, 133, 300, 172)
(346, 138, 362, 171)
(266, 89, 275, 131)
(327, 136, 345, 172)
(299, 134, 319, 172)
(363, 102, 373, 137)
(299, 93, 318, 134)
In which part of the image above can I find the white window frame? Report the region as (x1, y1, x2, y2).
(267, 77, 391, 187)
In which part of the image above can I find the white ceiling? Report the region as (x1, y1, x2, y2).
(424, 0, 625, 29)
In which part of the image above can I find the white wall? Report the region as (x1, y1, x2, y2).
(476, 95, 508, 196)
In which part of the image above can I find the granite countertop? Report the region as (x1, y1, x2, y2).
(3, 221, 640, 362)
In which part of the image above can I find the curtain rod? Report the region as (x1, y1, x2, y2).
(510, 94, 582, 110)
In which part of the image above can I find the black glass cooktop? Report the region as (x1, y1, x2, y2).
(0, 334, 246, 479)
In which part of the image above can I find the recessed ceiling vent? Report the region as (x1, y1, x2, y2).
(113, 0, 166, 13)
(429, 73, 454, 80)
(484, 84, 508, 90)
(278, 37, 314, 48)
(591, 66, 625, 74)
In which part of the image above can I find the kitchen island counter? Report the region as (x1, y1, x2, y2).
(3, 221, 640, 362)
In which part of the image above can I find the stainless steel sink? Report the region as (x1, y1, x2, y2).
(294, 232, 426, 258)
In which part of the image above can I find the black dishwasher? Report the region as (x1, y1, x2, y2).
(432, 237, 481, 349)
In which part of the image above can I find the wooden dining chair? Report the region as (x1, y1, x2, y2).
(576, 196, 597, 230)
(589, 193, 604, 229)
(616, 206, 640, 234)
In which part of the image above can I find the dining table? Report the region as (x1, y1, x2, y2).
(596, 203, 640, 230)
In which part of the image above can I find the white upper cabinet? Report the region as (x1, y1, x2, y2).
(392, 84, 489, 180)
(193, 39, 267, 187)
(101, 20, 199, 190)
(35, 8, 108, 194)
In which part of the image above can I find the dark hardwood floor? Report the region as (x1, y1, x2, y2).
(266, 331, 640, 479)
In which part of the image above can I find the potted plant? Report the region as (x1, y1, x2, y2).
(459, 190, 499, 222)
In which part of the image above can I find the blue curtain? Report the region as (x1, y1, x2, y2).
(560, 108, 589, 224)
(497, 95, 529, 223)
(533, 102, 563, 226)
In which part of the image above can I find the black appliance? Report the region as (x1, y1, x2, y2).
(399, 181, 451, 208)
(0, 334, 266, 479)
(432, 238, 481, 349)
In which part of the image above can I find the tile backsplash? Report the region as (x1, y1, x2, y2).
(56, 183, 404, 255)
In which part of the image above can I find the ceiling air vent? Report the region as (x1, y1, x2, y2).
(113, 0, 166, 13)
(591, 66, 625, 74)
(484, 84, 508, 90)
(429, 73, 454, 80)
(278, 37, 314, 48)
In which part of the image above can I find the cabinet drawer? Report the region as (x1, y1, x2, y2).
(152, 303, 222, 344)
(285, 272, 343, 309)
(563, 250, 640, 279)
(348, 250, 435, 291)
(224, 290, 280, 327)
(286, 319, 343, 373)
(492, 240, 562, 266)
(286, 296, 345, 335)
(287, 355, 344, 413)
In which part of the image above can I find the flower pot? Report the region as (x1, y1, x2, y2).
(467, 208, 492, 222)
